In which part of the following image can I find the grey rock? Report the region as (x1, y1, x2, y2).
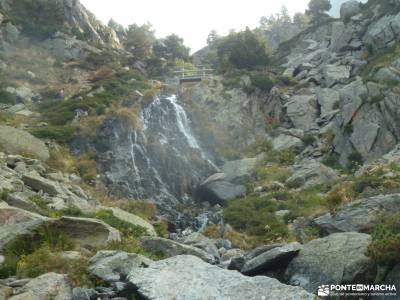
(0, 126, 49, 161)
(49, 216, 121, 248)
(272, 134, 304, 152)
(286, 159, 339, 189)
(0, 205, 48, 251)
(323, 64, 351, 87)
(241, 242, 302, 275)
(9, 273, 72, 300)
(286, 94, 318, 131)
(316, 88, 340, 118)
(88, 251, 152, 282)
(22, 174, 61, 196)
(72, 287, 96, 300)
(183, 232, 220, 261)
(378, 264, 400, 300)
(129, 255, 315, 300)
(313, 194, 400, 234)
(98, 206, 157, 236)
(222, 157, 258, 184)
(141, 237, 216, 264)
(374, 67, 400, 84)
(364, 12, 400, 51)
(197, 174, 246, 205)
(285, 232, 376, 293)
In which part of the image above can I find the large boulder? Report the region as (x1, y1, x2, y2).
(222, 157, 259, 184)
(340, 0, 361, 21)
(286, 159, 340, 189)
(141, 237, 216, 264)
(0, 126, 49, 161)
(182, 232, 220, 261)
(285, 94, 318, 131)
(129, 255, 315, 300)
(88, 250, 153, 282)
(313, 194, 400, 234)
(322, 64, 351, 87)
(272, 134, 304, 152)
(285, 232, 376, 293)
(99, 206, 157, 236)
(48, 216, 121, 248)
(196, 173, 246, 205)
(241, 242, 302, 276)
(22, 174, 61, 196)
(0, 205, 48, 251)
(376, 264, 400, 300)
(9, 273, 72, 300)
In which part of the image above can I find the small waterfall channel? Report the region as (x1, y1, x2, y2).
(98, 93, 218, 219)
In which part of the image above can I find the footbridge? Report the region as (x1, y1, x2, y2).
(174, 66, 214, 84)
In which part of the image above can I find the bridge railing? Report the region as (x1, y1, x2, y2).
(173, 66, 214, 82)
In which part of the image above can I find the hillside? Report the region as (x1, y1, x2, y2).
(0, 0, 400, 299)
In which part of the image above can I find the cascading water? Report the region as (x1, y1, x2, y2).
(96, 93, 218, 218)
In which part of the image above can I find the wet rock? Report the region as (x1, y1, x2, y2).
(129, 255, 315, 300)
(285, 232, 376, 293)
(141, 236, 215, 264)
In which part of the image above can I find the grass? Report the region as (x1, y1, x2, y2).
(367, 213, 400, 266)
(256, 164, 291, 184)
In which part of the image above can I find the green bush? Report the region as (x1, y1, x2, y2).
(30, 125, 76, 143)
(224, 196, 288, 243)
(347, 151, 364, 171)
(367, 213, 400, 265)
(95, 209, 147, 238)
(249, 72, 275, 93)
(0, 90, 18, 104)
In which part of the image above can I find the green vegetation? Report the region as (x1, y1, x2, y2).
(95, 209, 147, 238)
(306, 0, 332, 25)
(0, 90, 18, 104)
(7, 0, 65, 40)
(367, 213, 400, 265)
(0, 225, 74, 278)
(216, 28, 270, 72)
(223, 185, 331, 246)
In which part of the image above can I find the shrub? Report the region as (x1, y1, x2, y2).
(249, 72, 275, 93)
(30, 125, 76, 143)
(95, 209, 148, 238)
(16, 246, 93, 287)
(256, 164, 291, 183)
(0, 90, 18, 104)
(224, 196, 288, 243)
(118, 200, 156, 221)
(347, 151, 364, 171)
(302, 134, 316, 146)
(76, 155, 97, 182)
(367, 213, 400, 265)
(326, 190, 343, 212)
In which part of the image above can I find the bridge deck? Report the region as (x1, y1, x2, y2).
(174, 66, 213, 84)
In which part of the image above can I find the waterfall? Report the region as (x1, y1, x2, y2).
(166, 95, 201, 149)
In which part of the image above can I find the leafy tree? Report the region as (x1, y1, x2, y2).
(207, 30, 220, 45)
(307, 0, 332, 24)
(217, 28, 270, 71)
(154, 34, 190, 61)
(293, 12, 311, 30)
(125, 23, 156, 60)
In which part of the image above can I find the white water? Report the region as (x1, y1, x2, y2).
(166, 95, 201, 150)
